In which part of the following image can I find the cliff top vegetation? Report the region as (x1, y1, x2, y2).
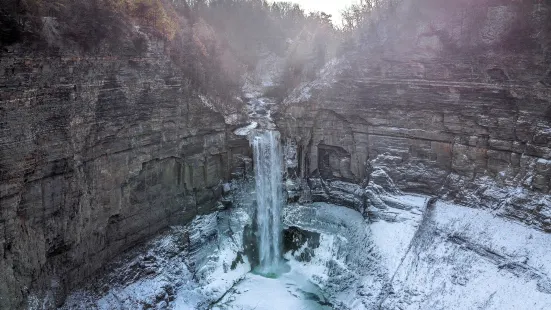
(0, 0, 402, 101)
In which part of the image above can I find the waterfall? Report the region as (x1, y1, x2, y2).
(250, 130, 283, 274)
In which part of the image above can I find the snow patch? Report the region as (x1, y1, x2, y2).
(233, 122, 258, 136)
(382, 200, 551, 310)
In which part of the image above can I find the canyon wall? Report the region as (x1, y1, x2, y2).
(0, 37, 249, 308)
(277, 0, 551, 231)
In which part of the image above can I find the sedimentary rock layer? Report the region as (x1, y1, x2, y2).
(0, 39, 248, 308)
(276, 0, 551, 231)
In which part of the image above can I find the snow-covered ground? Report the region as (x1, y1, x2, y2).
(60, 227, 203, 310)
(60, 207, 254, 310)
(59, 185, 551, 310)
(381, 200, 551, 310)
(370, 193, 429, 273)
(212, 267, 332, 310)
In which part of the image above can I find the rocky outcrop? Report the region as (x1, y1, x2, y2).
(276, 0, 551, 231)
(0, 37, 249, 308)
(60, 180, 255, 310)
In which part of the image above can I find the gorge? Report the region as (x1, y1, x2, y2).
(1, 0, 551, 309)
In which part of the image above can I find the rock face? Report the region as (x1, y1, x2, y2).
(0, 36, 249, 308)
(276, 0, 551, 231)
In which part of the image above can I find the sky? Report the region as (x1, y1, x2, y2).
(284, 0, 359, 26)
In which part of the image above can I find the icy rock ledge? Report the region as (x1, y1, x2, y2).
(59, 207, 253, 310)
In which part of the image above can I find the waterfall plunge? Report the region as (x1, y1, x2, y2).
(250, 130, 284, 275)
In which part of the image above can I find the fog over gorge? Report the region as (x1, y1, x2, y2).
(1, 0, 551, 309)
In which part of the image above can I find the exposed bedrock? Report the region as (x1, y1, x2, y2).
(276, 0, 551, 231)
(0, 38, 249, 308)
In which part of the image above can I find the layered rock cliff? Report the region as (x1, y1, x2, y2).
(276, 0, 551, 231)
(0, 34, 249, 308)
(2, 0, 551, 308)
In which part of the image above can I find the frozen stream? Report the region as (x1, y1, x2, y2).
(212, 266, 332, 310)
